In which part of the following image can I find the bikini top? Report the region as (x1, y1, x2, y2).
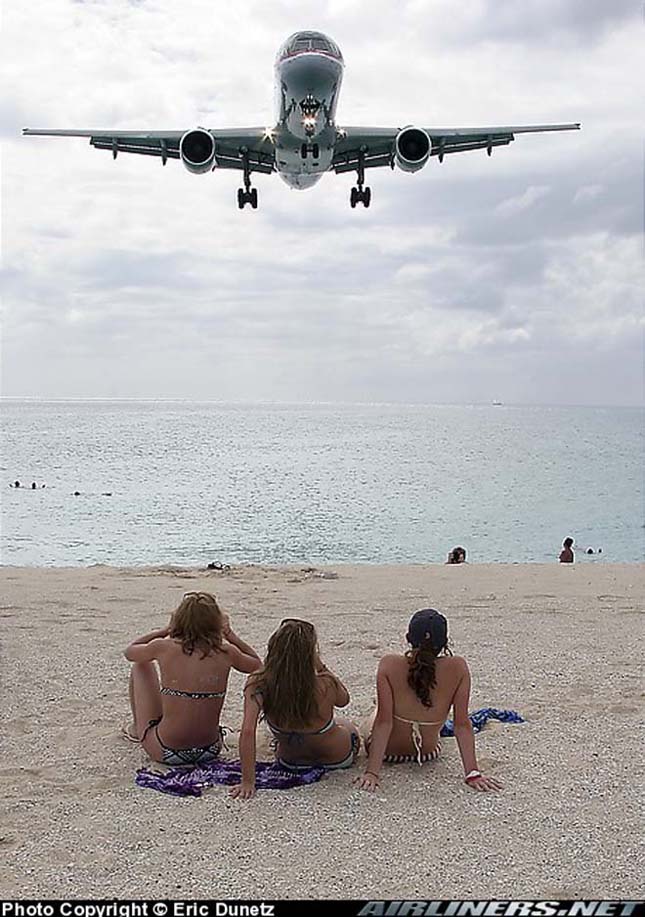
(160, 686, 226, 699)
(393, 714, 444, 765)
(265, 715, 335, 745)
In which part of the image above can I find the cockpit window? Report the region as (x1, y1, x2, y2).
(277, 32, 343, 63)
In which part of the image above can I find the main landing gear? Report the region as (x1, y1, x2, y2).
(301, 143, 320, 159)
(350, 149, 371, 208)
(237, 187, 257, 209)
(237, 149, 258, 209)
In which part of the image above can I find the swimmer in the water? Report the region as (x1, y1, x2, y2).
(559, 537, 574, 564)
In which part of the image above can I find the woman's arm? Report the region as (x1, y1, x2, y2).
(356, 661, 394, 792)
(452, 659, 503, 792)
(229, 686, 262, 800)
(320, 670, 350, 707)
(124, 626, 170, 662)
(221, 615, 262, 673)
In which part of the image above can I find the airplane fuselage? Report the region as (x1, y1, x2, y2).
(272, 40, 344, 189)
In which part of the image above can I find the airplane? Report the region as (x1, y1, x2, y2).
(23, 29, 580, 210)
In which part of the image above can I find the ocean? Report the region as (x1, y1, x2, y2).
(1, 400, 643, 566)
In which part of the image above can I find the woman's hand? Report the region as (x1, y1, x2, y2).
(229, 782, 255, 800)
(354, 771, 380, 793)
(465, 773, 503, 792)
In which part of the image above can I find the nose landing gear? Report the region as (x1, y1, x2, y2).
(301, 143, 320, 159)
(350, 149, 371, 208)
(237, 149, 258, 209)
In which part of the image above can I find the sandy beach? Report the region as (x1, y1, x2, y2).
(1, 562, 643, 899)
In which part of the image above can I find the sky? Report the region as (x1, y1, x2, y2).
(1, 0, 642, 405)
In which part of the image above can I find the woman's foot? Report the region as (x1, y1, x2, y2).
(121, 721, 140, 743)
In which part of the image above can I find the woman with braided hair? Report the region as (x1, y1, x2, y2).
(357, 608, 502, 793)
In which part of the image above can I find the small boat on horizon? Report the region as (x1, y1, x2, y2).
(492, 399, 503, 406)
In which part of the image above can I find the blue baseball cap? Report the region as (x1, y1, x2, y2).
(406, 608, 448, 651)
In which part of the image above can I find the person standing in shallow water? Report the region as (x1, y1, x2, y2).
(559, 537, 575, 563)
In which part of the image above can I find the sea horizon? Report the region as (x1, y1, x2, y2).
(2, 399, 643, 567)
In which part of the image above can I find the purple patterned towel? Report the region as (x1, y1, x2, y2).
(136, 760, 325, 797)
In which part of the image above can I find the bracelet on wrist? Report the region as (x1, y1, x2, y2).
(464, 770, 482, 783)
(364, 771, 380, 781)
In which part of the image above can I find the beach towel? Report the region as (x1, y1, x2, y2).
(440, 707, 524, 737)
(135, 759, 325, 798)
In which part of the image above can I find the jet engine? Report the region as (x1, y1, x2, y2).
(395, 127, 431, 173)
(180, 128, 216, 174)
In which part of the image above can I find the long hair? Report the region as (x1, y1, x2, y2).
(169, 592, 224, 658)
(405, 617, 451, 707)
(250, 619, 319, 729)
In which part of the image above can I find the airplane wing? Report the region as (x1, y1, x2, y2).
(332, 122, 580, 172)
(21, 127, 276, 173)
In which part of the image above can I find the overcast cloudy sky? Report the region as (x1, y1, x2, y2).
(2, 0, 642, 405)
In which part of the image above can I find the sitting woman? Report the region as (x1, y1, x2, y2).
(124, 591, 261, 766)
(356, 608, 502, 793)
(230, 618, 360, 799)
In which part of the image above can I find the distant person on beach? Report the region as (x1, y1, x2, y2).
(31, 482, 37, 489)
(124, 591, 261, 766)
(559, 538, 574, 563)
(11, 481, 21, 488)
(356, 608, 502, 794)
(446, 546, 467, 564)
(231, 619, 360, 799)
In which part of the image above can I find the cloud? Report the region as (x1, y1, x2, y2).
(1, 0, 642, 405)
(496, 184, 551, 216)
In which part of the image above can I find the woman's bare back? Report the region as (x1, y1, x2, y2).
(154, 639, 234, 746)
(381, 654, 467, 756)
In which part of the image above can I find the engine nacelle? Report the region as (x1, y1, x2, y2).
(180, 128, 216, 174)
(395, 127, 431, 173)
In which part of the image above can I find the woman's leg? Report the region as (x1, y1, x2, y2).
(359, 706, 377, 750)
(128, 662, 162, 739)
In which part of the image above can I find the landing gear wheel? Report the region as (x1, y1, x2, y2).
(312, 143, 319, 159)
(237, 187, 258, 210)
(350, 187, 358, 208)
(363, 187, 371, 208)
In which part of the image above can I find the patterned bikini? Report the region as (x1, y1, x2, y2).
(142, 686, 227, 767)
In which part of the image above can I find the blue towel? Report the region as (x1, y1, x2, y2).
(440, 707, 524, 737)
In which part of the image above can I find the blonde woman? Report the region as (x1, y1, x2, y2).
(124, 591, 261, 766)
(231, 618, 360, 799)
